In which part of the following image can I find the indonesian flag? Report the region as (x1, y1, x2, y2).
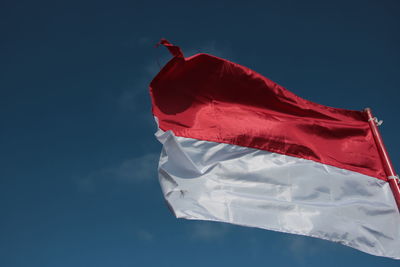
(150, 39, 400, 259)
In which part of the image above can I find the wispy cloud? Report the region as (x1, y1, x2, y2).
(134, 228, 154, 242)
(286, 235, 322, 263)
(113, 153, 159, 183)
(188, 221, 230, 241)
(185, 40, 232, 59)
(117, 89, 143, 112)
(138, 36, 151, 46)
(77, 152, 159, 192)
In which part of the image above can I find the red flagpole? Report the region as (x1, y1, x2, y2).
(365, 108, 400, 211)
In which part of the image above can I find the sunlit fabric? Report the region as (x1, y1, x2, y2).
(150, 43, 385, 181)
(156, 129, 400, 259)
(149, 39, 400, 259)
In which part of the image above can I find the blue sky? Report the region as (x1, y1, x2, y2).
(1, 0, 400, 266)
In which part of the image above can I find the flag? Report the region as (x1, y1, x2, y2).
(149, 39, 400, 259)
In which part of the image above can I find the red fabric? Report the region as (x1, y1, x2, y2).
(150, 40, 386, 181)
(156, 39, 184, 58)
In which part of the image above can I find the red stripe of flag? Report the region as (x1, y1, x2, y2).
(150, 43, 386, 181)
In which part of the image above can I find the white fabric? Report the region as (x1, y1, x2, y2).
(155, 129, 400, 259)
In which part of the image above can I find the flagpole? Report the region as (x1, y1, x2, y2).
(365, 108, 400, 211)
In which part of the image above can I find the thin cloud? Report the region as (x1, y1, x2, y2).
(117, 89, 142, 112)
(286, 235, 322, 263)
(188, 221, 230, 241)
(138, 36, 151, 45)
(185, 40, 232, 59)
(134, 228, 154, 242)
(77, 152, 159, 192)
(113, 153, 159, 183)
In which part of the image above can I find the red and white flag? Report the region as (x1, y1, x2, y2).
(150, 39, 400, 259)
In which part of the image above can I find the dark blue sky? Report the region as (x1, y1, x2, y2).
(1, 1, 400, 266)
